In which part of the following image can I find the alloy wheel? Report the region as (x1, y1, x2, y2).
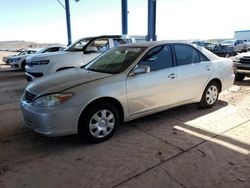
(89, 109, 115, 138)
(206, 85, 218, 105)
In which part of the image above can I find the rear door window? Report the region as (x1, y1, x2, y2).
(173, 44, 200, 66)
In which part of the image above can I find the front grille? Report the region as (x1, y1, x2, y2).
(25, 91, 36, 103)
(239, 56, 250, 64)
(27, 72, 43, 78)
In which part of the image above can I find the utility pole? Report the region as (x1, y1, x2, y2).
(147, 0, 157, 41)
(65, 0, 72, 46)
(121, 0, 128, 35)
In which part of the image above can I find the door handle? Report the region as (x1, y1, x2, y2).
(205, 65, 212, 71)
(168, 73, 176, 79)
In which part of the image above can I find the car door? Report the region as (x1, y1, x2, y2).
(173, 44, 214, 102)
(126, 44, 180, 116)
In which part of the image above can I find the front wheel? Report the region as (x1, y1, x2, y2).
(234, 73, 245, 81)
(199, 81, 219, 108)
(78, 102, 119, 143)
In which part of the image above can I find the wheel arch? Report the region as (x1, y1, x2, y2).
(77, 97, 125, 131)
(209, 78, 222, 93)
(56, 66, 75, 72)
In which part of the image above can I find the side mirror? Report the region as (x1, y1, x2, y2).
(130, 65, 150, 76)
(84, 46, 98, 54)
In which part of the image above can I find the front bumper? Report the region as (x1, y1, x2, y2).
(25, 72, 43, 82)
(20, 97, 82, 136)
(234, 63, 250, 76)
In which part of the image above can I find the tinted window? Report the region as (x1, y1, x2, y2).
(113, 39, 131, 47)
(173, 44, 199, 66)
(46, 47, 60, 52)
(199, 53, 209, 62)
(139, 45, 173, 71)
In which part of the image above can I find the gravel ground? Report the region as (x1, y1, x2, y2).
(0, 52, 249, 188)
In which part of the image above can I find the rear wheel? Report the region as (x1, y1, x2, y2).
(78, 102, 119, 143)
(234, 73, 245, 81)
(199, 81, 219, 108)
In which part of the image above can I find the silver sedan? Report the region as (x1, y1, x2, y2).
(20, 41, 235, 142)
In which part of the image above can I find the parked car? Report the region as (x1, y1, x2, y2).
(2, 49, 37, 64)
(25, 35, 145, 82)
(243, 40, 250, 51)
(8, 49, 37, 70)
(20, 41, 234, 142)
(233, 52, 250, 81)
(7, 46, 64, 70)
(218, 39, 246, 57)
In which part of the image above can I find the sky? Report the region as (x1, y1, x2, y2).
(1, 0, 250, 44)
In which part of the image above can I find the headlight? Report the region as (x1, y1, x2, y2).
(32, 93, 74, 107)
(31, 60, 50, 65)
(233, 56, 240, 63)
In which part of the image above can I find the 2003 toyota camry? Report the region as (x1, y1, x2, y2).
(20, 41, 234, 142)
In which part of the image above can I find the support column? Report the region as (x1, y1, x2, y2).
(121, 0, 128, 35)
(147, 0, 157, 41)
(65, 0, 72, 45)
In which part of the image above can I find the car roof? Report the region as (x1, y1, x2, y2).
(121, 40, 195, 48)
(122, 40, 220, 61)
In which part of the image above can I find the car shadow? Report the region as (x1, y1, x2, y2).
(234, 79, 250, 86)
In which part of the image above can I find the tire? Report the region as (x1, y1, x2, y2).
(234, 73, 245, 81)
(21, 60, 26, 71)
(78, 102, 119, 143)
(199, 81, 220, 108)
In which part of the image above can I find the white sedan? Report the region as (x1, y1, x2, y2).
(21, 41, 234, 142)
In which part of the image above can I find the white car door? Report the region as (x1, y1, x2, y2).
(172, 44, 214, 102)
(126, 45, 180, 116)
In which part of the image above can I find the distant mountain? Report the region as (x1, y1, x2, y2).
(0, 40, 65, 50)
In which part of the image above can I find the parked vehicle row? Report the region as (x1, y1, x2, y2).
(193, 39, 248, 57)
(2, 47, 65, 70)
(20, 41, 235, 142)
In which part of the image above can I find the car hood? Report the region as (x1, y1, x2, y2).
(235, 51, 250, 58)
(10, 54, 28, 59)
(26, 68, 111, 96)
(26, 51, 75, 61)
(221, 44, 233, 48)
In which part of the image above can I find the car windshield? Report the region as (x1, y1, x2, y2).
(84, 46, 145, 74)
(18, 51, 27, 55)
(65, 38, 91, 52)
(221, 40, 235, 45)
